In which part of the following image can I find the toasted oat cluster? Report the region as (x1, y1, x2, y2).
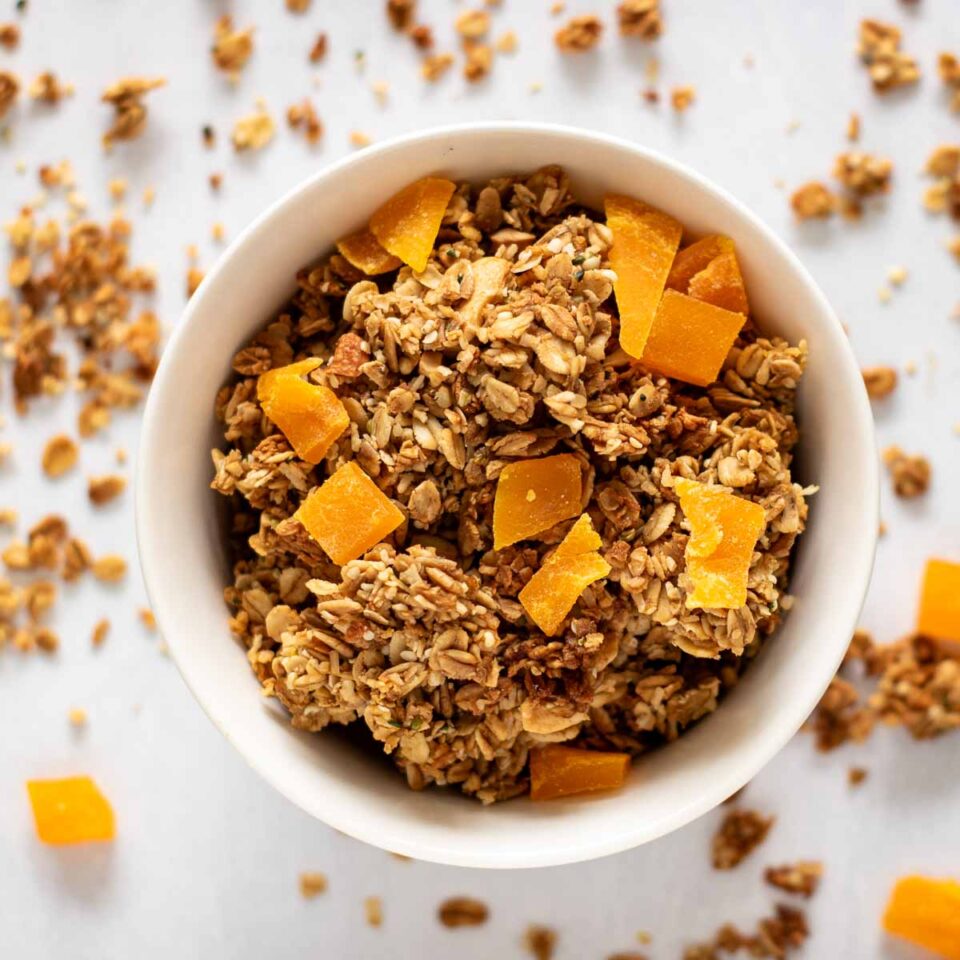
(211, 167, 809, 803)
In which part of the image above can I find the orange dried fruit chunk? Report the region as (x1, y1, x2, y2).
(675, 477, 766, 610)
(529, 745, 630, 801)
(294, 461, 404, 565)
(641, 289, 746, 387)
(883, 876, 960, 960)
(666, 234, 749, 314)
(605, 193, 683, 359)
(257, 359, 349, 464)
(368, 176, 456, 273)
(917, 558, 960, 642)
(27, 776, 115, 844)
(492, 453, 582, 550)
(519, 515, 611, 636)
(336, 229, 403, 275)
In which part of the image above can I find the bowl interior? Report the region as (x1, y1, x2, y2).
(137, 124, 877, 869)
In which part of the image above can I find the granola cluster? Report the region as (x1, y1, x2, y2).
(211, 167, 809, 803)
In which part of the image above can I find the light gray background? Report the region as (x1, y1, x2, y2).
(1, 1, 958, 957)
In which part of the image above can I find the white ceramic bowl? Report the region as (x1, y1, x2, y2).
(137, 123, 878, 869)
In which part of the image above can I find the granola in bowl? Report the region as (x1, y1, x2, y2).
(210, 165, 809, 804)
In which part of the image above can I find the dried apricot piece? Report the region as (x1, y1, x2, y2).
(294, 461, 404, 564)
(917, 558, 960, 642)
(519, 515, 610, 636)
(492, 453, 582, 550)
(530, 745, 630, 801)
(640, 289, 746, 387)
(368, 176, 456, 273)
(605, 193, 683, 359)
(27, 776, 115, 844)
(883, 876, 960, 960)
(257, 359, 349, 464)
(675, 477, 766, 610)
(667, 234, 749, 314)
(336, 229, 403, 275)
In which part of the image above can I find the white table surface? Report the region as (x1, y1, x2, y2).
(2, 1, 958, 957)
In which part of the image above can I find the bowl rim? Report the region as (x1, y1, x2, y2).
(136, 120, 878, 868)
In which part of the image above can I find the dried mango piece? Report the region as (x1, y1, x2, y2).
(368, 176, 456, 273)
(667, 235, 749, 314)
(257, 359, 349, 464)
(336, 229, 403, 275)
(552, 512, 602, 559)
(493, 453, 582, 550)
(530, 745, 630, 801)
(294, 461, 404, 564)
(675, 477, 766, 610)
(27, 776, 115, 844)
(917, 558, 960, 642)
(605, 193, 683, 359)
(883, 876, 960, 960)
(641, 289, 746, 387)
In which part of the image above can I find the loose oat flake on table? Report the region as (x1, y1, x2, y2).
(211, 166, 811, 803)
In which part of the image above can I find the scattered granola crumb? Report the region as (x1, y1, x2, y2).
(0, 443, 11, 466)
(68, 707, 87, 728)
(409, 24, 433, 50)
(670, 85, 696, 112)
(101, 76, 165, 148)
(455, 8, 490, 39)
(525, 925, 557, 960)
(555, 15, 603, 53)
(857, 19, 920, 93)
(91, 618, 110, 648)
(209, 172, 223, 191)
(712, 809, 774, 870)
(833, 151, 893, 197)
(618, 0, 662, 39)
(34, 627, 59, 652)
(386, 0, 415, 31)
(0, 508, 16, 526)
(309, 32, 328, 63)
(286, 0, 311, 12)
(939, 52, 960, 112)
(764, 862, 823, 898)
(495, 31, 518, 54)
(364, 896, 383, 928)
(529, 80, 543, 93)
(212, 222, 225, 243)
(88, 474, 126, 506)
(232, 103, 275, 151)
(0, 23, 19, 49)
(883, 445, 930, 498)
(108, 178, 127, 202)
(848, 766, 868, 787)
(92, 554, 127, 583)
(142, 185, 156, 208)
(139, 607, 156, 630)
(201, 124, 215, 149)
(371, 80, 389, 105)
(549, 2, 566, 15)
(463, 41, 493, 82)
(888, 265, 908, 285)
(41, 434, 78, 478)
(421, 53, 454, 82)
(791, 181, 836, 220)
(186, 267, 204, 298)
(684, 904, 809, 959)
(28, 71, 74, 103)
(846, 112, 861, 141)
(948, 235, 960, 262)
(211, 15, 254, 78)
(878, 285, 892, 304)
(862, 365, 898, 400)
(299, 871, 328, 897)
(286, 98, 322, 144)
(0, 70, 19, 118)
(438, 896, 489, 928)
(349, 130, 371, 148)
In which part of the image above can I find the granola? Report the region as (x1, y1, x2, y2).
(857, 19, 920, 93)
(711, 808, 774, 869)
(211, 167, 810, 803)
(555, 15, 603, 52)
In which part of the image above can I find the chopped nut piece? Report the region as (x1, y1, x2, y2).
(764, 862, 823, 898)
(91, 618, 110, 647)
(618, 0, 662, 39)
(712, 809, 774, 870)
(670, 85, 695, 111)
(438, 896, 489, 927)
(555, 15, 603, 52)
(92, 555, 127, 583)
(790, 181, 836, 220)
(857, 19, 920, 92)
(364, 896, 383, 928)
(287, 98, 323, 144)
(308, 32, 328, 63)
(232, 103, 275, 151)
(525, 925, 557, 960)
(883, 445, 931, 498)
(299, 871, 328, 897)
(211, 15, 254, 77)
(88, 474, 126, 506)
(101, 76, 165, 147)
(833, 151, 893, 197)
(862, 365, 897, 399)
(41, 434, 78, 478)
(421, 53, 454, 82)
